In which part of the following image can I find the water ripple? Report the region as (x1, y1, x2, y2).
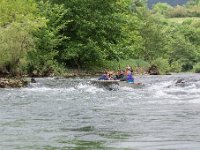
(1, 74, 200, 149)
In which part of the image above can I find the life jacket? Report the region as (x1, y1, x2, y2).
(98, 74, 109, 80)
(126, 71, 134, 83)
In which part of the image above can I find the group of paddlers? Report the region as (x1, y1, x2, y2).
(98, 66, 134, 83)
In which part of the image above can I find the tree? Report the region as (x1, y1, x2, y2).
(27, 1, 70, 75)
(45, 0, 140, 69)
(132, 5, 167, 61)
(165, 24, 198, 71)
(0, 0, 46, 75)
(152, 2, 172, 15)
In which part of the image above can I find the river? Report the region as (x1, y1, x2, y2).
(0, 73, 200, 150)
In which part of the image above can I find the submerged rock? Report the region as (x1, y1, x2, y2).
(31, 78, 36, 83)
(90, 80, 119, 91)
(176, 78, 185, 84)
(0, 78, 28, 88)
(175, 78, 186, 87)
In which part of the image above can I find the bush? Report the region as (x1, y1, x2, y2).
(0, 26, 34, 75)
(188, 6, 200, 17)
(27, 48, 67, 76)
(151, 58, 170, 74)
(169, 60, 182, 73)
(193, 62, 200, 73)
(167, 6, 188, 18)
(167, 6, 200, 18)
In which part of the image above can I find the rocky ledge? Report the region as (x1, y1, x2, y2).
(0, 78, 28, 88)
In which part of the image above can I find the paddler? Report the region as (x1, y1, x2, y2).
(98, 71, 109, 80)
(126, 66, 134, 83)
(116, 70, 126, 81)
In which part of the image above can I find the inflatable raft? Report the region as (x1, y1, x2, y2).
(90, 80, 143, 90)
(90, 80, 119, 90)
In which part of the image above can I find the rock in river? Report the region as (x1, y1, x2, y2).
(0, 78, 28, 88)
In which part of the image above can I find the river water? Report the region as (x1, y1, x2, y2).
(1, 73, 200, 150)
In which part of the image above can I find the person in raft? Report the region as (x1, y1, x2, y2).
(98, 71, 109, 80)
(126, 66, 134, 83)
(98, 71, 116, 80)
(116, 70, 126, 81)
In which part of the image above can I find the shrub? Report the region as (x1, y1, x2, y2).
(193, 62, 200, 73)
(167, 6, 188, 18)
(151, 58, 170, 74)
(188, 6, 200, 17)
(167, 6, 200, 18)
(169, 60, 182, 73)
(0, 26, 34, 75)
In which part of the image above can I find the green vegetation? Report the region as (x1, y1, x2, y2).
(193, 62, 200, 73)
(104, 59, 150, 74)
(0, 0, 200, 76)
(168, 17, 200, 23)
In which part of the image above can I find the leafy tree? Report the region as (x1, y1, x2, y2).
(0, 0, 45, 75)
(45, 0, 141, 70)
(133, 9, 167, 61)
(27, 1, 70, 75)
(152, 2, 172, 15)
(168, 32, 197, 71)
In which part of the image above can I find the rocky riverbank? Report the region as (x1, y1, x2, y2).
(0, 78, 28, 88)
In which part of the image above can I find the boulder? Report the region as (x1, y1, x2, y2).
(148, 65, 160, 75)
(31, 78, 36, 83)
(175, 78, 186, 87)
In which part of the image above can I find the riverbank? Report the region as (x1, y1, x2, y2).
(0, 65, 168, 88)
(0, 78, 28, 88)
(62, 67, 150, 77)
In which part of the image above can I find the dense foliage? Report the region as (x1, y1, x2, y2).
(0, 0, 200, 76)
